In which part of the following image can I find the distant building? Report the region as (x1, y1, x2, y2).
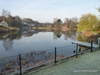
(0, 21, 8, 27)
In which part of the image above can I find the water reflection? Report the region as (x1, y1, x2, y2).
(63, 30, 77, 40)
(77, 33, 98, 43)
(0, 29, 99, 52)
(53, 30, 77, 40)
(53, 30, 62, 39)
(0, 29, 78, 41)
(2, 39, 13, 51)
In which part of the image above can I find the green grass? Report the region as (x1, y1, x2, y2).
(26, 50, 100, 75)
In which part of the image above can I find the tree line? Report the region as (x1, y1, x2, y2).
(0, 9, 79, 29)
(1, 7, 100, 31)
(53, 17, 78, 29)
(0, 9, 22, 28)
(0, 9, 52, 28)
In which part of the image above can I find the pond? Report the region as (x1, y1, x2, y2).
(0, 29, 98, 58)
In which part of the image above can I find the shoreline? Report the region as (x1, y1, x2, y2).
(33, 27, 77, 31)
(82, 31, 100, 38)
(0, 27, 18, 33)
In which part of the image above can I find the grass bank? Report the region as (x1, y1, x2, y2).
(33, 27, 77, 31)
(0, 26, 19, 33)
(26, 50, 100, 75)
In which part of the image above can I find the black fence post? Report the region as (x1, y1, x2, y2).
(55, 47, 57, 64)
(19, 54, 22, 75)
(91, 41, 93, 52)
(76, 43, 78, 58)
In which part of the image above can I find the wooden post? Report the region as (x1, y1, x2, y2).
(19, 54, 22, 75)
(76, 43, 78, 58)
(55, 47, 57, 64)
(91, 41, 93, 52)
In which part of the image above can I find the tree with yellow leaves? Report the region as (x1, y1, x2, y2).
(77, 13, 99, 32)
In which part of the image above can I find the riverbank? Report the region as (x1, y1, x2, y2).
(0, 27, 18, 33)
(27, 50, 100, 75)
(33, 27, 77, 31)
(82, 31, 100, 37)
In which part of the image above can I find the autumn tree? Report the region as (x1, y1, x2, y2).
(11, 16, 22, 27)
(0, 9, 23, 27)
(77, 13, 99, 32)
(64, 17, 78, 28)
(57, 19, 62, 25)
(1, 9, 7, 21)
(96, 7, 100, 24)
(1, 9, 12, 26)
(7, 15, 12, 27)
(53, 18, 58, 28)
(53, 18, 62, 29)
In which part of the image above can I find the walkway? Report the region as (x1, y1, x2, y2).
(26, 50, 100, 75)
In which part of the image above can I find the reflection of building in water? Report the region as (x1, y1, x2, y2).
(2, 39, 13, 51)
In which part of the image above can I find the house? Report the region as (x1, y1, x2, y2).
(0, 21, 8, 27)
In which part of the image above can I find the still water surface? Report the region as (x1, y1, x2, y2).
(0, 30, 95, 57)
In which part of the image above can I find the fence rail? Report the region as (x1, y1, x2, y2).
(0, 40, 99, 75)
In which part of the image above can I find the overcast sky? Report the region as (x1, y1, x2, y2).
(0, 0, 100, 23)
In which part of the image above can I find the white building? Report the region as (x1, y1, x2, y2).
(0, 21, 8, 27)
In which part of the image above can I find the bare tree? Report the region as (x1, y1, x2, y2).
(64, 17, 78, 28)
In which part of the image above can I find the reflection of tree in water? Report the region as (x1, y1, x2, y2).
(77, 33, 84, 42)
(53, 30, 77, 40)
(53, 33, 57, 39)
(23, 31, 34, 37)
(77, 33, 98, 43)
(0, 29, 49, 51)
(63, 30, 77, 40)
(2, 39, 13, 51)
(53, 30, 62, 39)
(77, 33, 91, 43)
